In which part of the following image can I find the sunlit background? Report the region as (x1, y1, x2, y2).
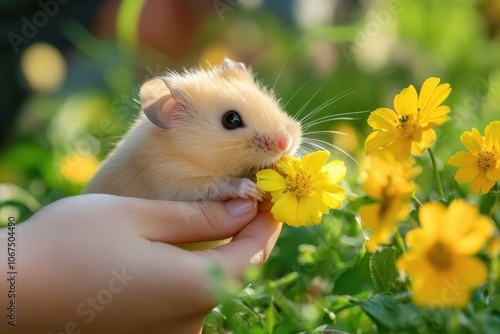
(1, 0, 500, 331)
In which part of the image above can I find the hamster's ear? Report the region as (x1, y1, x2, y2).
(220, 58, 252, 76)
(140, 78, 180, 128)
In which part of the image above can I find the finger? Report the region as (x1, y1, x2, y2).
(258, 198, 273, 211)
(204, 211, 282, 279)
(132, 198, 258, 244)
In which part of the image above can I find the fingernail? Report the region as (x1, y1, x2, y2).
(226, 199, 257, 216)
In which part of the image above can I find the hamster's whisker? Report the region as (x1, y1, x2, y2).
(303, 130, 349, 137)
(302, 138, 359, 166)
(332, 109, 371, 117)
(301, 138, 328, 154)
(301, 90, 350, 123)
(292, 143, 311, 158)
(283, 78, 312, 112)
(132, 98, 141, 106)
(272, 51, 292, 91)
(302, 117, 359, 131)
(299, 88, 354, 125)
(294, 84, 325, 120)
(301, 109, 370, 131)
(305, 109, 370, 124)
(294, 146, 309, 158)
(304, 138, 329, 151)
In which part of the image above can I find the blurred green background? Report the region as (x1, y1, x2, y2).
(1, 0, 500, 332)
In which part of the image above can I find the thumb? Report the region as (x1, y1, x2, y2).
(205, 211, 282, 279)
(137, 198, 258, 244)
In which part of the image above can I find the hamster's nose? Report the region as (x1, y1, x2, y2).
(276, 134, 291, 152)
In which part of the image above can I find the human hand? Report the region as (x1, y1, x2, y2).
(0, 194, 281, 334)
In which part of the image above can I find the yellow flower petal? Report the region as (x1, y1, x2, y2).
(365, 131, 400, 155)
(384, 136, 413, 159)
(460, 128, 483, 155)
(256, 169, 287, 192)
(410, 273, 470, 309)
(419, 80, 451, 115)
(456, 216, 495, 254)
(470, 172, 496, 195)
(417, 77, 440, 111)
(411, 128, 436, 156)
(420, 105, 450, 128)
(404, 229, 429, 253)
(443, 199, 476, 235)
(442, 200, 494, 254)
(301, 150, 330, 173)
(394, 84, 418, 116)
(448, 151, 478, 168)
(452, 256, 489, 290)
(320, 160, 347, 183)
(418, 202, 446, 236)
(359, 203, 397, 252)
(278, 156, 299, 177)
(485, 121, 500, 149)
(321, 189, 344, 209)
(454, 165, 480, 184)
(271, 192, 298, 226)
(317, 181, 345, 196)
(296, 196, 328, 227)
(487, 167, 500, 181)
(367, 108, 398, 130)
(358, 203, 380, 230)
(359, 200, 410, 252)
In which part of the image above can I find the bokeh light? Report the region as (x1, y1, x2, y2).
(20, 43, 66, 94)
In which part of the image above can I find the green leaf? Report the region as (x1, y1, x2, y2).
(369, 247, 399, 294)
(333, 252, 372, 295)
(265, 301, 278, 334)
(345, 195, 377, 213)
(362, 294, 400, 330)
(361, 293, 414, 330)
(324, 294, 366, 313)
(481, 314, 500, 334)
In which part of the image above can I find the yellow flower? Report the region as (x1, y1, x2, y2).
(488, 236, 500, 259)
(256, 151, 346, 227)
(60, 153, 99, 184)
(448, 121, 500, 195)
(365, 77, 451, 159)
(397, 199, 495, 309)
(358, 152, 420, 252)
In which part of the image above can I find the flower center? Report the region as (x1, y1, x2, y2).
(477, 149, 497, 172)
(286, 169, 315, 197)
(426, 241, 453, 270)
(396, 114, 419, 136)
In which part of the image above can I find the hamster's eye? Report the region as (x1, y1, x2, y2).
(222, 111, 244, 130)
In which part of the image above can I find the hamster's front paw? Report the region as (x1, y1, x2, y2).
(230, 178, 265, 201)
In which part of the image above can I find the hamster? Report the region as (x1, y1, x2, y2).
(86, 59, 302, 205)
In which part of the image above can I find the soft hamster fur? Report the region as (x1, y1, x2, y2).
(86, 59, 302, 202)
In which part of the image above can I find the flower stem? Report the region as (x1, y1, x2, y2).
(412, 194, 423, 208)
(395, 230, 407, 254)
(428, 148, 446, 201)
(490, 183, 499, 218)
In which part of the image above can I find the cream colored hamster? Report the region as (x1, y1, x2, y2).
(86, 59, 302, 203)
